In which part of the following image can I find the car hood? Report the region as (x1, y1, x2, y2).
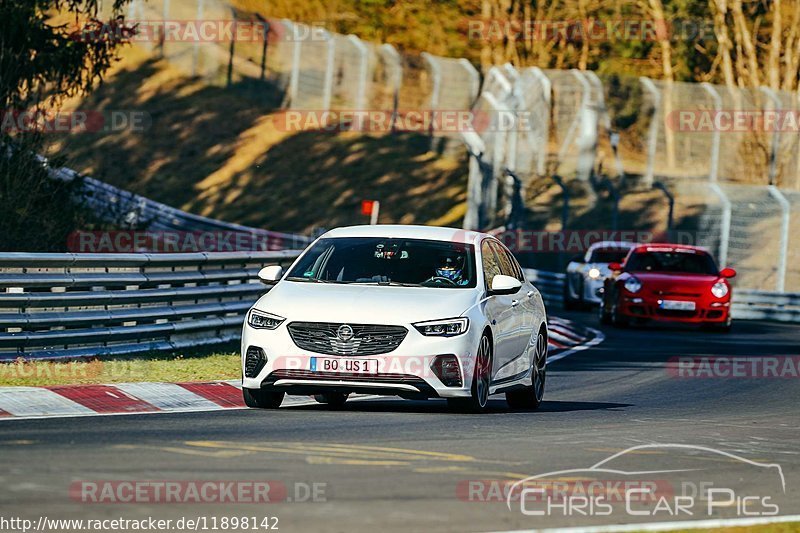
(253, 281, 481, 323)
(627, 272, 720, 295)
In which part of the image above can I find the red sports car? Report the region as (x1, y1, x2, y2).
(599, 244, 736, 331)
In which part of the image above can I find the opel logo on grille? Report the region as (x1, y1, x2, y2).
(337, 324, 355, 342)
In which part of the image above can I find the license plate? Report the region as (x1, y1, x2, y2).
(310, 357, 378, 374)
(660, 300, 696, 311)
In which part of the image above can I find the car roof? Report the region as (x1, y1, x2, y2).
(632, 243, 710, 254)
(321, 225, 486, 245)
(588, 241, 637, 251)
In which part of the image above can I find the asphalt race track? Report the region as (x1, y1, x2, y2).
(1, 313, 799, 532)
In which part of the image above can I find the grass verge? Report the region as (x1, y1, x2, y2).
(0, 345, 240, 387)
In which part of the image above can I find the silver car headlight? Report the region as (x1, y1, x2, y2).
(413, 318, 469, 337)
(711, 281, 729, 298)
(247, 309, 285, 330)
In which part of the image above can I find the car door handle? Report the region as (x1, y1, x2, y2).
(526, 291, 535, 298)
(511, 299, 520, 307)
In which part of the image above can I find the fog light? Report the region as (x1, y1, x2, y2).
(244, 346, 267, 378)
(430, 355, 462, 387)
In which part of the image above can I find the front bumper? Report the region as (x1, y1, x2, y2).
(241, 321, 481, 399)
(617, 295, 731, 323)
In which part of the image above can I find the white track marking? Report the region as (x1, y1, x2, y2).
(115, 382, 221, 411)
(548, 326, 605, 363)
(490, 513, 800, 533)
(0, 387, 95, 417)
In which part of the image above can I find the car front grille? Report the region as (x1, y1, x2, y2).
(287, 322, 407, 356)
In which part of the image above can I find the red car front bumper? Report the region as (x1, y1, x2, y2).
(617, 295, 731, 323)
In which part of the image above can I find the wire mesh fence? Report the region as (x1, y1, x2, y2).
(91, 0, 800, 294)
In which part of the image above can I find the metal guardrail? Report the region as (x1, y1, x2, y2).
(49, 165, 311, 249)
(2, 255, 796, 361)
(525, 267, 800, 322)
(0, 251, 301, 360)
(524, 268, 565, 308)
(732, 290, 800, 322)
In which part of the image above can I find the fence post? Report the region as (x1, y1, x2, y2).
(767, 185, 790, 292)
(639, 77, 660, 188)
(379, 44, 402, 131)
(192, 0, 205, 77)
(760, 87, 781, 186)
(320, 30, 335, 111)
(421, 53, 440, 149)
(258, 16, 269, 81)
(653, 181, 674, 232)
(459, 58, 481, 105)
(161, 0, 171, 58)
(709, 183, 731, 267)
(286, 20, 301, 107)
(347, 35, 369, 111)
(226, 8, 236, 87)
(530, 68, 551, 177)
(701, 83, 722, 183)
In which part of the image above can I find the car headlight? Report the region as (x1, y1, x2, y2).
(624, 277, 642, 294)
(247, 309, 285, 330)
(588, 267, 601, 280)
(711, 281, 729, 298)
(413, 318, 469, 337)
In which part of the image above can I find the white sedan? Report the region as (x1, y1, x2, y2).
(564, 241, 636, 309)
(241, 225, 549, 413)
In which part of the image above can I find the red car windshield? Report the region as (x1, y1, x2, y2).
(626, 251, 718, 275)
(589, 248, 630, 263)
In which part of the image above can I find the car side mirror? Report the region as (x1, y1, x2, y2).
(489, 274, 522, 296)
(258, 265, 284, 284)
(608, 262, 623, 272)
(719, 267, 736, 278)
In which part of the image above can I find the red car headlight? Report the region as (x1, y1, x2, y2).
(711, 280, 729, 298)
(623, 277, 642, 294)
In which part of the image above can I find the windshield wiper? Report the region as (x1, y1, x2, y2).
(285, 276, 339, 284)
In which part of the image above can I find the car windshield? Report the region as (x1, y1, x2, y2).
(625, 250, 718, 275)
(589, 247, 630, 263)
(285, 237, 477, 288)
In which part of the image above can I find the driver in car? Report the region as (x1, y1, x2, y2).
(434, 254, 469, 286)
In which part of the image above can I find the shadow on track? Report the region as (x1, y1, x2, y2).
(281, 398, 632, 415)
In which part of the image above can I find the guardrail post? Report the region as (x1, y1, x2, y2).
(710, 183, 731, 267)
(767, 185, 790, 292)
(639, 77, 660, 188)
(701, 82, 722, 183)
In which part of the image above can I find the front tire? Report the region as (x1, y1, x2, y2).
(243, 388, 284, 409)
(448, 333, 492, 413)
(506, 328, 547, 410)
